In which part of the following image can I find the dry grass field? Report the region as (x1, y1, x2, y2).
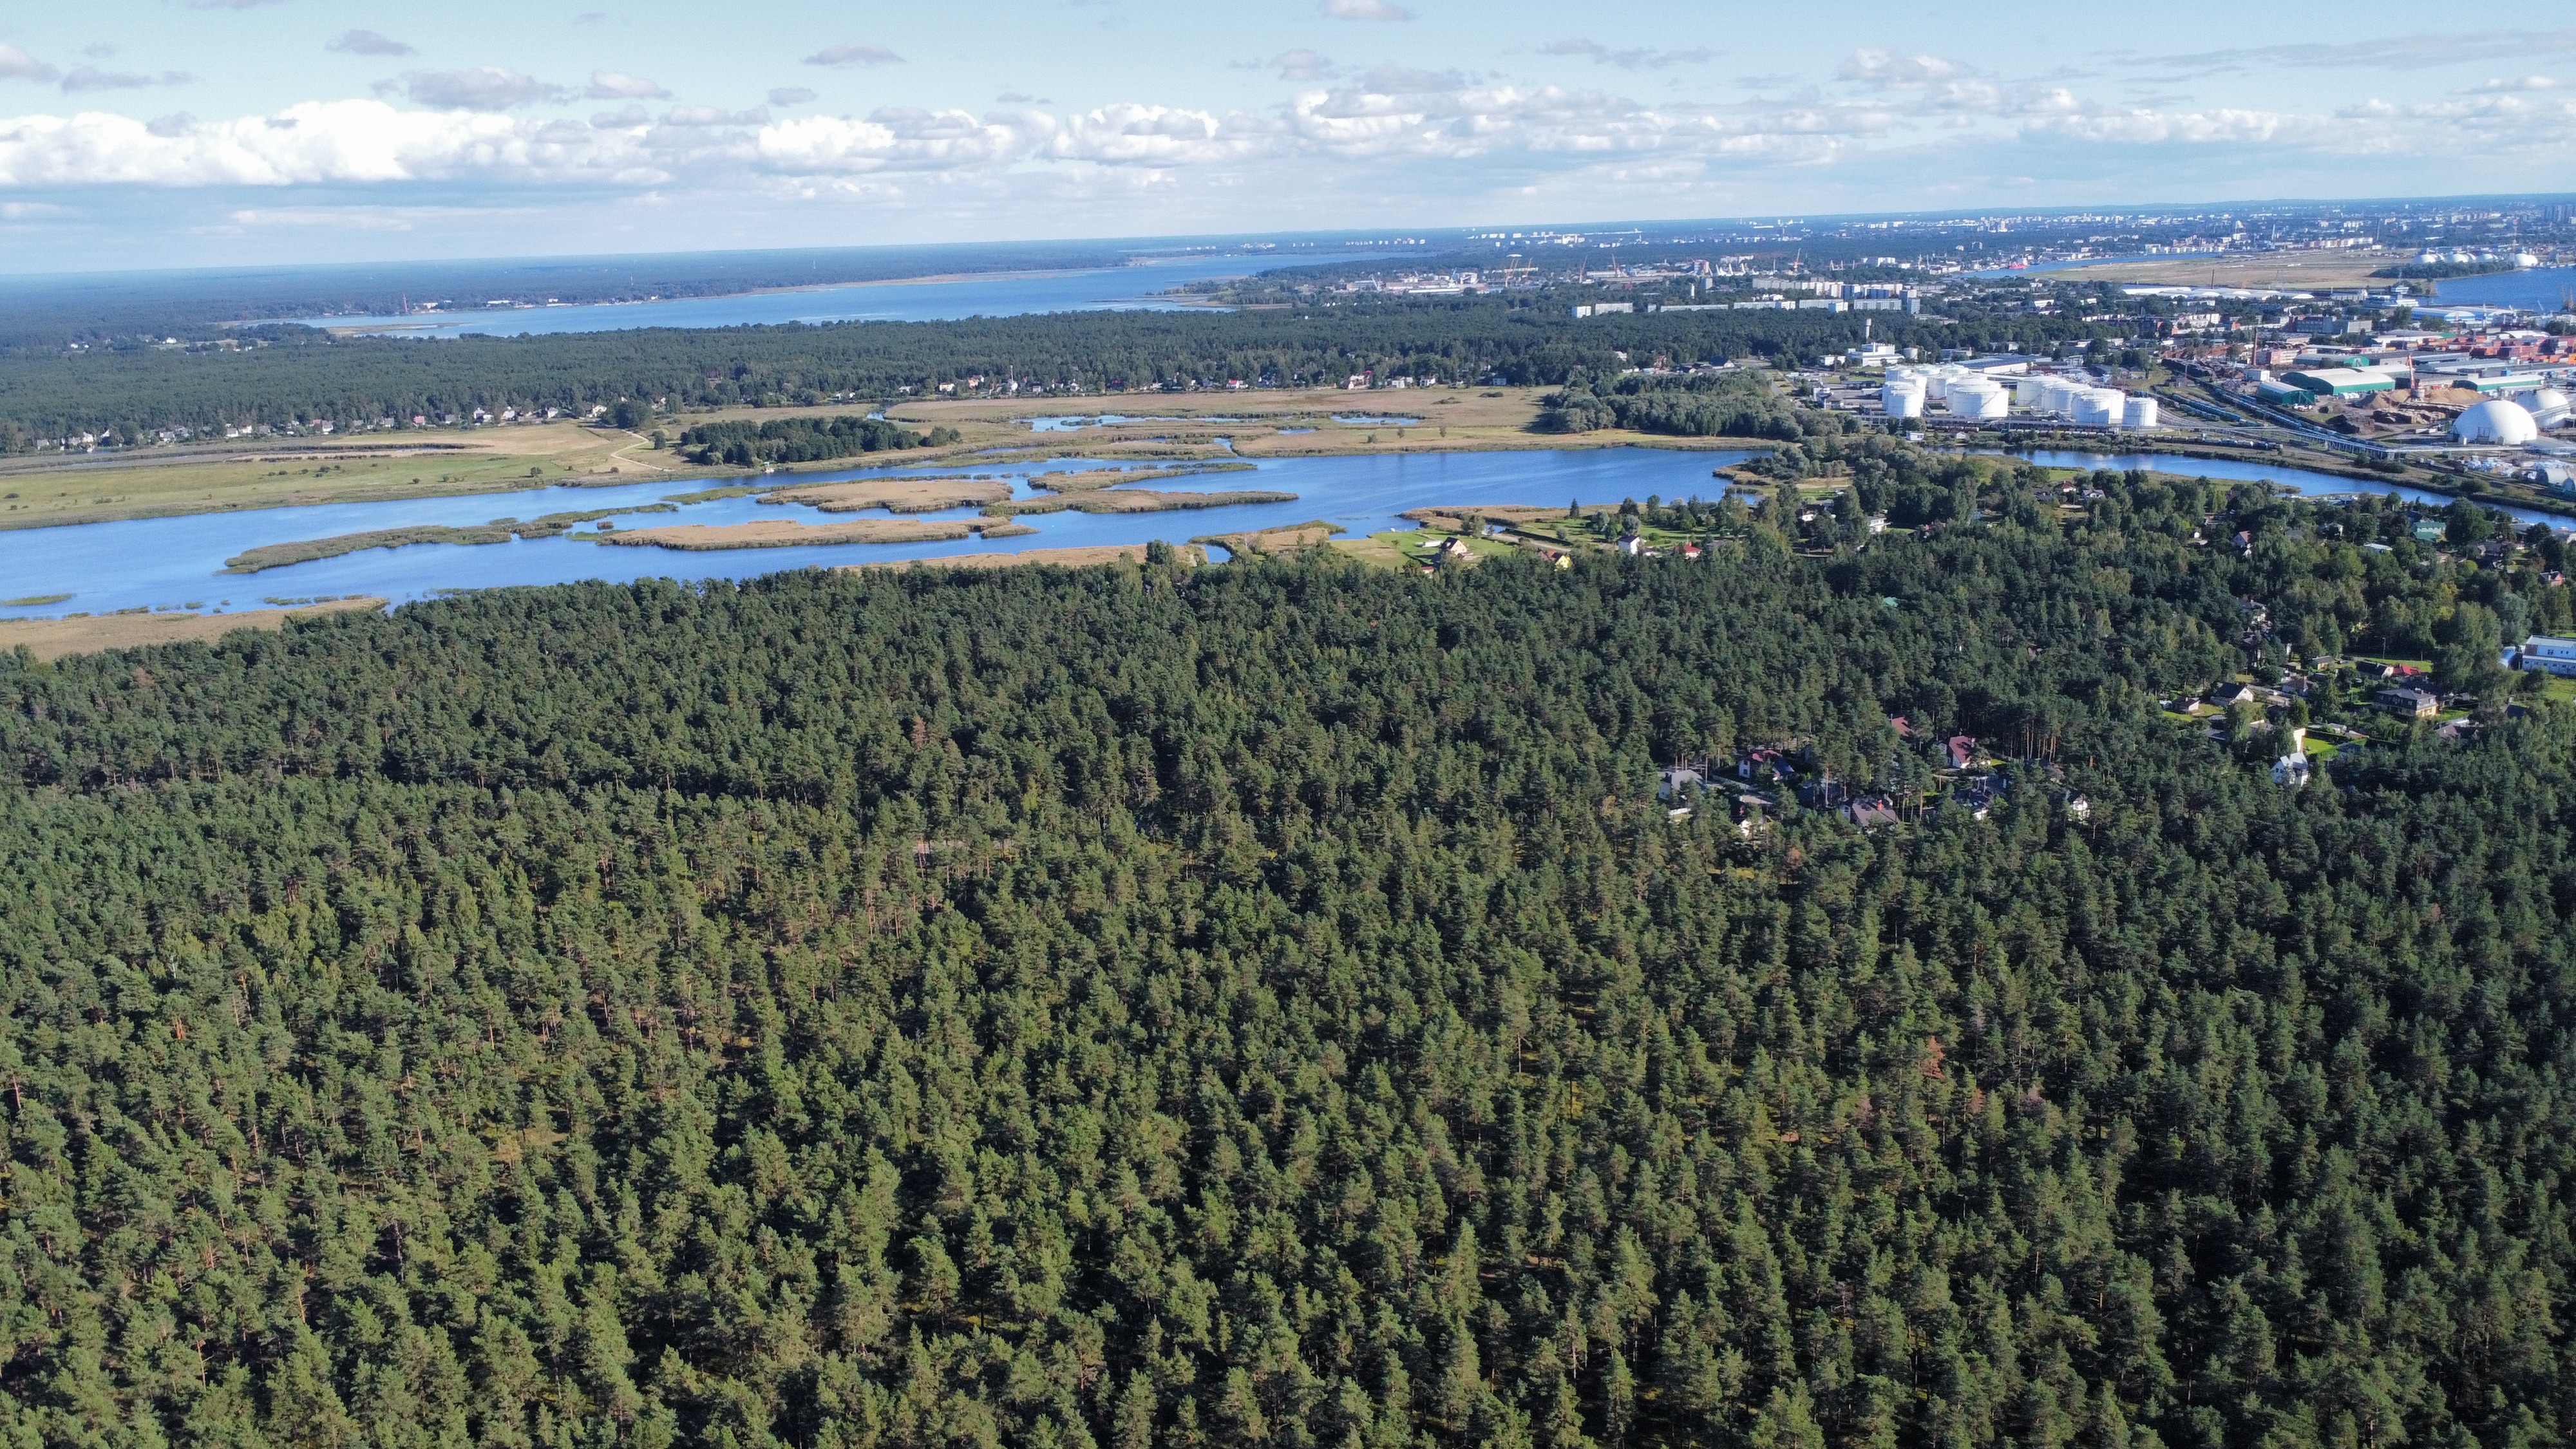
(0, 596, 383, 661)
(848, 544, 1204, 571)
(0, 425, 682, 531)
(0, 383, 1778, 535)
(594, 518, 983, 551)
(759, 476, 1015, 513)
(1189, 521, 1346, 556)
(2045, 250, 2402, 291)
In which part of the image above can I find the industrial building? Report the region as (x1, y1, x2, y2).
(2278, 368, 2398, 399)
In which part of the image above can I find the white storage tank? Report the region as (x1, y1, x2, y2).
(2120, 395, 2159, 431)
(1948, 380, 2009, 419)
(2012, 375, 2049, 409)
(2073, 389, 2125, 427)
(1881, 383, 1926, 419)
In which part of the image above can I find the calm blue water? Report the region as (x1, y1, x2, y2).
(302, 252, 1399, 338)
(0, 448, 1759, 618)
(2421, 266, 2576, 315)
(2019, 450, 2564, 529)
(14, 446, 2538, 623)
(1025, 415, 1248, 433)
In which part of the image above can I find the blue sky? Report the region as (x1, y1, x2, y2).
(2, 2, 2572, 270)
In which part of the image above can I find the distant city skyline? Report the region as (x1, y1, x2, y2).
(2, 1, 2573, 271)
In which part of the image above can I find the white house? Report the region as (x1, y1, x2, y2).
(2521, 636, 2576, 676)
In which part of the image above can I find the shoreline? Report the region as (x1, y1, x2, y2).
(0, 424, 1770, 534)
(305, 256, 1269, 336)
(0, 417, 2548, 545)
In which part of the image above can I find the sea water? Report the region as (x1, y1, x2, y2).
(297, 252, 1399, 338)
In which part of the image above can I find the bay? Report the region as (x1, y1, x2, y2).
(301, 252, 1398, 339)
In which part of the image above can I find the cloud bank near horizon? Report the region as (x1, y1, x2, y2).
(0, 11, 2570, 265)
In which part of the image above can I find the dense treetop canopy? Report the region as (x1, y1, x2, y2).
(0, 468, 2568, 1449)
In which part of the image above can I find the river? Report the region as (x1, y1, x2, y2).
(0, 448, 1757, 618)
(5, 446, 2550, 622)
(299, 251, 1401, 338)
(2016, 450, 2564, 529)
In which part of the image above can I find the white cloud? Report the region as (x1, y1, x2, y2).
(1271, 50, 1335, 82)
(0, 100, 643, 187)
(326, 30, 415, 57)
(664, 105, 769, 127)
(62, 68, 193, 93)
(2026, 106, 2316, 146)
(755, 108, 1046, 173)
(1323, 0, 1412, 21)
(1052, 103, 1270, 166)
(0, 44, 59, 83)
(770, 87, 818, 106)
(805, 43, 903, 68)
(6, 48, 2574, 218)
(395, 69, 570, 109)
(587, 70, 670, 100)
(2140, 28, 2576, 75)
(1541, 39, 1718, 70)
(2459, 75, 2557, 93)
(1837, 49, 1971, 87)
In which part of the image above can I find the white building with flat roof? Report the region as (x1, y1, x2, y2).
(2519, 636, 2576, 676)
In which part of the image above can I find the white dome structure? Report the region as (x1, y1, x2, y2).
(2454, 399, 2540, 445)
(2511, 387, 2568, 423)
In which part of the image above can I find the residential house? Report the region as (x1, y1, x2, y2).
(1656, 762, 1708, 800)
(1844, 799, 1902, 829)
(2271, 728, 2311, 787)
(1944, 735, 1978, 770)
(2376, 687, 2440, 718)
(1798, 778, 1852, 810)
(1954, 773, 2008, 820)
